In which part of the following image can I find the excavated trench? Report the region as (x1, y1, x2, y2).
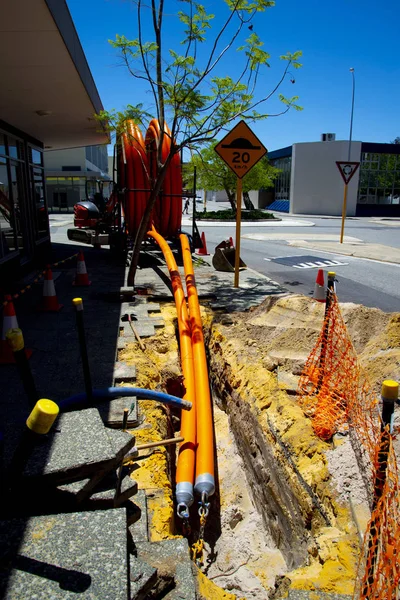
(201, 398, 287, 598)
(120, 295, 400, 599)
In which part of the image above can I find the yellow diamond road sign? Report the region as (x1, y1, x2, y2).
(215, 120, 267, 179)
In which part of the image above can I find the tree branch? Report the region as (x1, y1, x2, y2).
(138, 0, 159, 120)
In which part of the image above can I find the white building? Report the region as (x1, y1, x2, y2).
(266, 137, 400, 217)
(44, 145, 109, 212)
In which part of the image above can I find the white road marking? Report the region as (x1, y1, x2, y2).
(50, 220, 74, 227)
(291, 260, 348, 269)
(183, 218, 315, 228)
(264, 255, 350, 269)
(243, 233, 362, 242)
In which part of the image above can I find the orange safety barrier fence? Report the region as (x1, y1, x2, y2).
(297, 290, 400, 599)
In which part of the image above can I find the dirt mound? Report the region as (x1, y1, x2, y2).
(219, 295, 400, 392)
(209, 294, 400, 596)
(341, 303, 392, 354)
(358, 313, 400, 391)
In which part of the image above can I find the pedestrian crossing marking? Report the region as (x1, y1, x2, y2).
(265, 255, 348, 269)
(292, 259, 346, 269)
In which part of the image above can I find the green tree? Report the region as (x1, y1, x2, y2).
(185, 144, 278, 210)
(99, 0, 302, 285)
(391, 137, 400, 144)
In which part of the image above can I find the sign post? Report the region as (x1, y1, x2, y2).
(336, 161, 360, 243)
(215, 120, 267, 287)
(234, 178, 243, 287)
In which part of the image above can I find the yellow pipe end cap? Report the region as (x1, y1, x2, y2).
(72, 297, 83, 307)
(5, 328, 24, 352)
(27, 399, 59, 434)
(382, 380, 399, 401)
(327, 271, 336, 278)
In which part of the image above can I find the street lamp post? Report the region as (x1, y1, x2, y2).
(340, 67, 356, 243)
(348, 68, 355, 161)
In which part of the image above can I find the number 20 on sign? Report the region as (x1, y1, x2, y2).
(215, 121, 267, 286)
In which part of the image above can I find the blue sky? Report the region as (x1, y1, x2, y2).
(68, 0, 400, 154)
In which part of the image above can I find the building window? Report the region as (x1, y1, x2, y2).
(358, 153, 400, 205)
(0, 133, 6, 157)
(85, 144, 108, 173)
(270, 156, 292, 201)
(0, 157, 18, 258)
(28, 143, 49, 242)
(30, 147, 43, 166)
(62, 166, 81, 171)
(8, 137, 21, 160)
(53, 192, 68, 209)
(9, 162, 26, 256)
(46, 176, 86, 212)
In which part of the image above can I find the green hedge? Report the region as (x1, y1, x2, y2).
(194, 209, 275, 221)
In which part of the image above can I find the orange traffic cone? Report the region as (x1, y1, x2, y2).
(0, 296, 32, 363)
(73, 251, 91, 286)
(313, 269, 326, 302)
(38, 266, 63, 312)
(196, 231, 209, 256)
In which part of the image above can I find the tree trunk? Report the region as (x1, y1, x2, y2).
(127, 159, 171, 287)
(225, 186, 236, 211)
(243, 191, 255, 211)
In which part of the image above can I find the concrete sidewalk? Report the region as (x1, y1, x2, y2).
(0, 233, 288, 598)
(288, 240, 400, 265)
(1, 234, 286, 424)
(134, 251, 286, 311)
(0, 245, 125, 425)
(182, 216, 315, 227)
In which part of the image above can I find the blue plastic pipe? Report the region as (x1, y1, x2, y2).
(59, 387, 192, 412)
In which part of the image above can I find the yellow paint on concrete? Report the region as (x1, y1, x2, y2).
(250, 551, 288, 589)
(118, 305, 181, 542)
(290, 541, 358, 596)
(195, 567, 238, 600)
(31, 517, 57, 540)
(147, 489, 178, 541)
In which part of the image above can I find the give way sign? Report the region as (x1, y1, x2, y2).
(336, 161, 360, 185)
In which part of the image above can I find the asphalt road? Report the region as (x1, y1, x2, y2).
(50, 212, 400, 313)
(192, 215, 400, 312)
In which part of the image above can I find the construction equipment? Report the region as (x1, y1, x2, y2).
(67, 119, 200, 255)
(212, 246, 246, 273)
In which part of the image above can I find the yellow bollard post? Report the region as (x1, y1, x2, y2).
(26, 399, 59, 434)
(7, 399, 59, 491)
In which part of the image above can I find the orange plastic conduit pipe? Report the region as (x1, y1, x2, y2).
(147, 226, 196, 518)
(180, 234, 215, 504)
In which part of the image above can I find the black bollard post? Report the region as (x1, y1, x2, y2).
(317, 272, 337, 391)
(6, 328, 38, 408)
(363, 380, 398, 595)
(72, 298, 93, 405)
(380, 380, 397, 432)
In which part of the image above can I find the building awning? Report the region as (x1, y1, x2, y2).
(0, 0, 108, 149)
